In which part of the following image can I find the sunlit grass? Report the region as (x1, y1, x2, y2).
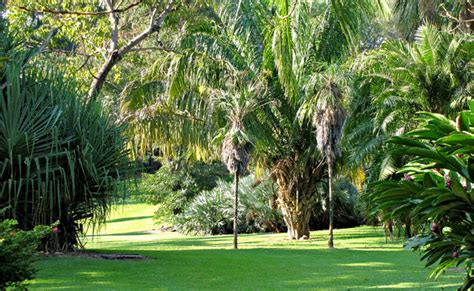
(30, 204, 463, 290)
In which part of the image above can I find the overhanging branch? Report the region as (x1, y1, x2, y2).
(16, 0, 142, 16)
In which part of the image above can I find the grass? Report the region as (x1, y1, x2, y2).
(29, 204, 463, 290)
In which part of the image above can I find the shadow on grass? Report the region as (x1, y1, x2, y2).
(32, 247, 463, 290)
(90, 231, 154, 237)
(106, 215, 153, 224)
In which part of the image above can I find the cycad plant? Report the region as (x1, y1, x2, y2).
(0, 57, 131, 250)
(346, 24, 472, 184)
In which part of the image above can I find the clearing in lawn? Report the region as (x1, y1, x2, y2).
(30, 204, 462, 290)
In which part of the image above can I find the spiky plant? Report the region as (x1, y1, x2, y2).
(0, 57, 131, 250)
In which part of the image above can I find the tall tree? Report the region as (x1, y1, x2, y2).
(313, 78, 345, 248)
(299, 65, 347, 246)
(6, 0, 184, 100)
(121, 0, 383, 239)
(219, 84, 263, 249)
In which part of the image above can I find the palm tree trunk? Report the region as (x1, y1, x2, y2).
(271, 158, 322, 240)
(328, 156, 334, 249)
(233, 171, 239, 249)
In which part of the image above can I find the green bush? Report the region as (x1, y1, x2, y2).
(370, 105, 474, 289)
(0, 53, 131, 250)
(177, 174, 284, 235)
(0, 218, 50, 289)
(311, 178, 364, 230)
(131, 161, 229, 224)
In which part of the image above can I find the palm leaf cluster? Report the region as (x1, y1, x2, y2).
(0, 58, 131, 250)
(119, 0, 383, 240)
(346, 25, 473, 180)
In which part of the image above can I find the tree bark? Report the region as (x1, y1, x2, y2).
(233, 172, 239, 249)
(271, 157, 323, 240)
(327, 156, 334, 249)
(278, 188, 313, 239)
(405, 218, 412, 239)
(87, 2, 178, 101)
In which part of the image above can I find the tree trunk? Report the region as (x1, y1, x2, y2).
(86, 4, 176, 101)
(328, 156, 334, 249)
(405, 218, 412, 239)
(271, 157, 323, 240)
(233, 172, 239, 249)
(278, 188, 313, 239)
(87, 51, 121, 101)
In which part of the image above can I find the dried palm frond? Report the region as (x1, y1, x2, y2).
(221, 126, 250, 175)
(314, 80, 345, 161)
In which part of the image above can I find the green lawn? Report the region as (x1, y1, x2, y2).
(30, 204, 462, 290)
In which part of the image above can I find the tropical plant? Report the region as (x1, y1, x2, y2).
(311, 176, 363, 230)
(0, 214, 51, 289)
(0, 54, 131, 250)
(177, 174, 283, 235)
(369, 104, 474, 289)
(392, 0, 473, 38)
(218, 89, 262, 249)
(300, 65, 347, 247)
(346, 25, 473, 184)
(130, 161, 229, 224)
(121, 0, 385, 240)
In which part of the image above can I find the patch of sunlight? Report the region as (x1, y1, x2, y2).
(77, 271, 106, 277)
(341, 262, 392, 267)
(369, 282, 456, 289)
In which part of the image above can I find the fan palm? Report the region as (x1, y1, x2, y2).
(213, 77, 267, 249)
(315, 80, 345, 248)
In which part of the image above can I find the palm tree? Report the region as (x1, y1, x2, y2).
(391, 0, 472, 38)
(314, 79, 345, 248)
(346, 24, 472, 179)
(299, 65, 346, 246)
(212, 78, 266, 249)
(344, 24, 472, 237)
(121, 0, 383, 240)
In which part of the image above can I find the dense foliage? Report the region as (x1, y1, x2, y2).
(1, 0, 473, 287)
(131, 161, 229, 224)
(370, 105, 474, 289)
(0, 51, 131, 250)
(0, 216, 50, 289)
(177, 174, 284, 235)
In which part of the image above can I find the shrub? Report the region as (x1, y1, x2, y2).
(0, 217, 50, 289)
(177, 174, 284, 235)
(311, 177, 364, 230)
(0, 55, 131, 250)
(131, 161, 229, 224)
(370, 105, 474, 289)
